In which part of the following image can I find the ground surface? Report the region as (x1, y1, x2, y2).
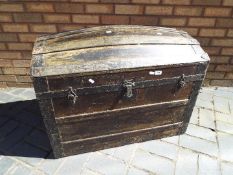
(0, 87, 232, 175)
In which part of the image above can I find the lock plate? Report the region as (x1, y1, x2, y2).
(67, 87, 78, 105)
(176, 74, 186, 90)
(123, 80, 135, 98)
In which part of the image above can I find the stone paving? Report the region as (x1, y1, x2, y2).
(0, 87, 232, 175)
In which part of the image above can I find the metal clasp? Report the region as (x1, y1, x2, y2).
(67, 87, 78, 105)
(123, 80, 135, 98)
(177, 74, 186, 89)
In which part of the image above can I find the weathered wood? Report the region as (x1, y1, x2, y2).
(53, 82, 193, 117)
(33, 25, 198, 55)
(31, 25, 210, 158)
(31, 44, 208, 77)
(47, 65, 197, 91)
(179, 62, 209, 134)
(57, 101, 187, 141)
(62, 122, 182, 156)
(37, 99, 64, 158)
(36, 74, 203, 100)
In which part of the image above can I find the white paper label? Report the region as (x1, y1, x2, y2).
(155, 70, 162, 75)
(88, 78, 95, 84)
(149, 71, 155, 75)
(149, 70, 162, 76)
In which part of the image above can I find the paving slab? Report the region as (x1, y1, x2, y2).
(216, 112, 233, 125)
(131, 149, 175, 175)
(186, 124, 216, 142)
(113, 144, 137, 163)
(229, 100, 233, 114)
(139, 140, 178, 160)
(161, 135, 179, 145)
(38, 158, 63, 175)
(179, 134, 218, 157)
(214, 96, 231, 114)
(81, 168, 102, 175)
(127, 166, 148, 175)
(56, 154, 90, 175)
(218, 132, 233, 163)
(0, 88, 35, 103)
(0, 157, 16, 174)
(221, 162, 233, 175)
(10, 142, 48, 166)
(8, 164, 32, 175)
(0, 123, 32, 151)
(197, 91, 213, 101)
(196, 98, 213, 110)
(175, 148, 198, 175)
(86, 153, 127, 175)
(0, 120, 18, 140)
(216, 120, 233, 134)
(213, 88, 233, 100)
(99, 147, 116, 157)
(198, 154, 221, 175)
(199, 108, 215, 129)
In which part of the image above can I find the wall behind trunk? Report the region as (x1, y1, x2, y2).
(0, 0, 232, 87)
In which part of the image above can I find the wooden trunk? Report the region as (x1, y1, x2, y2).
(30, 25, 209, 158)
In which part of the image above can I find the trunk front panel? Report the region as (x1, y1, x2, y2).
(57, 103, 186, 142)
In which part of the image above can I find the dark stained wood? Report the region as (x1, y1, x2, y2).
(57, 101, 187, 142)
(36, 74, 204, 100)
(32, 77, 48, 94)
(62, 122, 182, 156)
(31, 25, 210, 158)
(31, 44, 208, 77)
(179, 62, 209, 134)
(37, 99, 64, 157)
(47, 65, 196, 91)
(53, 82, 193, 117)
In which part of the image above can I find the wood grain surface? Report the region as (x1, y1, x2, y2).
(31, 25, 209, 157)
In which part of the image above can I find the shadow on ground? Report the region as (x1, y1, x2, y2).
(0, 100, 55, 159)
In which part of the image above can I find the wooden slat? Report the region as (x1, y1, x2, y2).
(33, 25, 198, 55)
(31, 45, 207, 77)
(62, 122, 182, 156)
(53, 81, 192, 117)
(47, 65, 197, 91)
(36, 73, 202, 100)
(56, 101, 187, 141)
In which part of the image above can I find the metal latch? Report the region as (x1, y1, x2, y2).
(177, 74, 186, 89)
(123, 80, 135, 98)
(67, 87, 78, 105)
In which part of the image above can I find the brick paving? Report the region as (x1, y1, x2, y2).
(0, 87, 232, 175)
